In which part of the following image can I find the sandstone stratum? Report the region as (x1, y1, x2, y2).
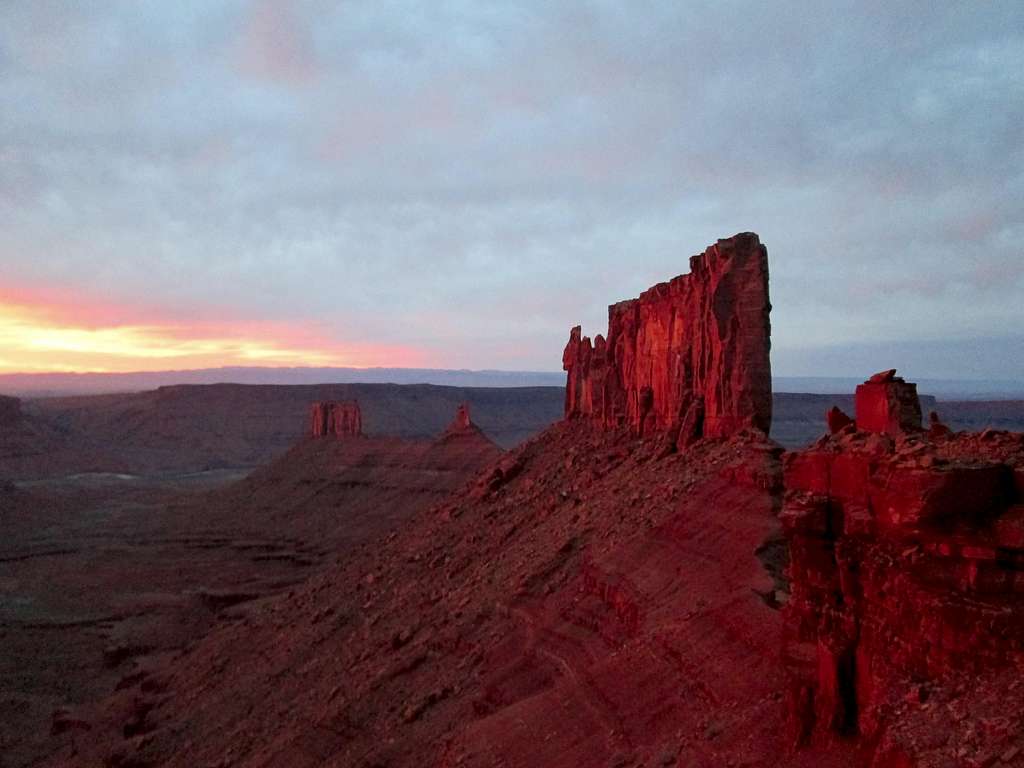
(38, 234, 1024, 768)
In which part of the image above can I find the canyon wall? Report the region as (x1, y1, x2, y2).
(782, 371, 1024, 750)
(562, 232, 772, 441)
(310, 400, 363, 438)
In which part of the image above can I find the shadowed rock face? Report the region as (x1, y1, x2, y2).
(310, 400, 363, 437)
(563, 232, 772, 440)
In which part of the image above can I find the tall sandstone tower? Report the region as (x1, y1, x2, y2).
(562, 232, 772, 443)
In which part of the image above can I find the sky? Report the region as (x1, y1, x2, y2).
(1, 1, 1022, 379)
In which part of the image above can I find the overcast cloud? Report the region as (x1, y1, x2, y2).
(1, 1, 1022, 377)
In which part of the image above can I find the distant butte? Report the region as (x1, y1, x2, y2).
(310, 400, 363, 438)
(562, 231, 772, 443)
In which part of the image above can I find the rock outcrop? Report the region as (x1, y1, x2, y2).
(826, 406, 854, 435)
(854, 369, 923, 435)
(310, 400, 362, 438)
(449, 403, 472, 432)
(562, 232, 772, 441)
(782, 372, 1024, 756)
(437, 402, 487, 443)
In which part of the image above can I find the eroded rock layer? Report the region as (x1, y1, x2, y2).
(782, 374, 1024, 762)
(563, 232, 772, 440)
(310, 400, 363, 438)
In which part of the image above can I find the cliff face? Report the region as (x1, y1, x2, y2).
(563, 232, 772, 441)
(782, 372, 1024, 756)
(309, 401, 363, 437)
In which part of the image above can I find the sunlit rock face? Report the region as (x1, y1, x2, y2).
(562, 232, 772, 441)
(854, 369, 923, 436)
(310, 400, 363, 437)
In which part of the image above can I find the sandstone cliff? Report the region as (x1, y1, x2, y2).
(563, 231, 772, 441)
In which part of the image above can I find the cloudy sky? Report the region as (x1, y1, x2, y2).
(1, 1, 1022, 378)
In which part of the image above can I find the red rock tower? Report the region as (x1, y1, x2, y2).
(438, 402, 485, 442)
(562, 232, 772, 440)
(854, 369, 922, 435)
(451, 402, 472, 431)
(310, 401, 363, 438)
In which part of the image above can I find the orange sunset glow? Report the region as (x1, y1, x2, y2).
(0, 295, 425, 373)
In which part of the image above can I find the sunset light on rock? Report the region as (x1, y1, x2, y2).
(2, 4, 1023, 768)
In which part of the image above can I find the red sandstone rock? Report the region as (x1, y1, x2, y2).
(310, 400, 362, 437)
(826, 406, 854, 435)
(783, 392, 1024, 754)
(854, 371, 922, 435)
(562, 232, 772, 441)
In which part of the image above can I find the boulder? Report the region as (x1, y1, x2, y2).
(826, 406, 854, 435)
(927, 411, 952, 439)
